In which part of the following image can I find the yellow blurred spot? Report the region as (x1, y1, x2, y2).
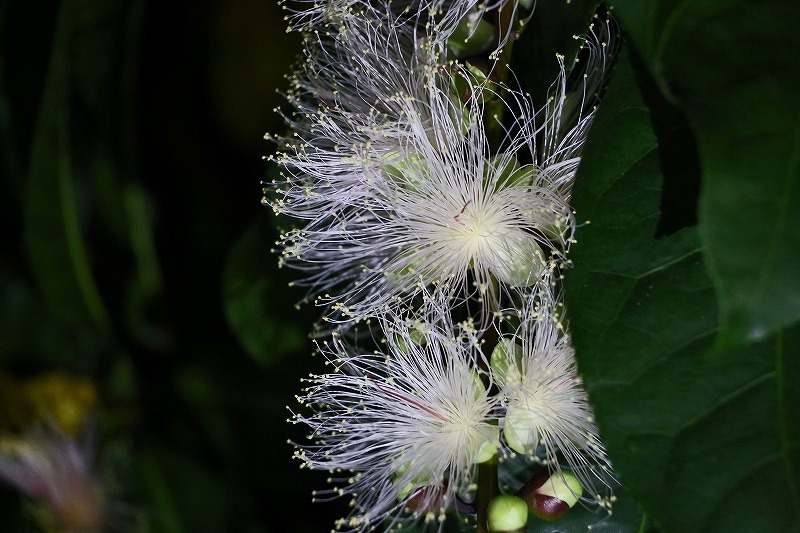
(0, 371, 97, 436)
(25, 372, 97, 436)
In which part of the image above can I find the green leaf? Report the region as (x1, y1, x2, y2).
(565, 46, 800, 532)
(24, 77, 109, 329)
(23, 0, 134, 331)
(222, 216, 305, 366)
(612, 0, 800, 349)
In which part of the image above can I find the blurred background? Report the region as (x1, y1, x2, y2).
(0, 0, 340, 530)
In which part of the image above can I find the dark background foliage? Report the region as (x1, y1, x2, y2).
(1, 0, 798, 532)
(0, 0, 339, 530)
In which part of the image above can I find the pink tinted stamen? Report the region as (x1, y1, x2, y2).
(376, 385, 449, 422)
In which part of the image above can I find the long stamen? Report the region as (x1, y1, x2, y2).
(375, 385, 450, 422)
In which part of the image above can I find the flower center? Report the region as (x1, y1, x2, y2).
(451, 203, 506, 257)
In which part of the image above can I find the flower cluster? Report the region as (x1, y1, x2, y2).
(268, 1, 616, 530)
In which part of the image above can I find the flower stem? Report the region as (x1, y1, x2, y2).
(476, 455, 499, 533)
(477, 7, 522, 529)
(477, 322, 501, 533)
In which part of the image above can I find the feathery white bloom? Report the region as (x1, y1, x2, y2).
(269, 1, 615, 327)
(271, 64, 592, 326)
(291, 310, 500, 531)
(491, 291, 613, 503)
(282, 0, 522, 45)
(277, 0, 525, 141)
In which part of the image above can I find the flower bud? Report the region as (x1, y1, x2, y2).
(392, 460, 432, 500)
(489, 338, 523, 386)
(491, 235, 547, 288)
(390, 319, 429, 353)
(517, 469, 583, 521)
(447, 10, 496, 58)
(487, 494, 528, 533)
(404, 485, 446, 514)
(488, 155, 536, 190)
(501, 403, 538, 455)
(471, 430, 499, 464)
(466, 372, 499, 464)
(382, 152, 426, 188)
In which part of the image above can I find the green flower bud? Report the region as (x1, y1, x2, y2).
(487, 494, 528, 533)
(490, 338, 523, 386)
(447, 11, 496, 58)
(390, 320, 428, 353)
(502, 403, 539, 455)
(471, 427, 500, 464)
(382, 151, 426, 188)
(392, 460, 433, 500)
(466, 370, 499, 463)
(492, 237, 547, 288)
(487, 154, 537, 190)
(485, 155, 571, 243)
(537, 472, 583, 508)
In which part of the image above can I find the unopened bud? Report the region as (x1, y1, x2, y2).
(405, 485, 446, 514)
(467, 374, 499, 464)
(489, 338, 522, 386)
(471, 431, 499, 464)
(488, 155, 536, 190)
(517, 469, 583, 521)
(392, 460, 432, 500)
(382, 152, 426, 187)
(487, 494, 528, 533)
(447, 10, 496, 58)
(502, 403, 538, 455)
(391, 321, 428, 354)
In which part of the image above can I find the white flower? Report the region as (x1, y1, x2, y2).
(491, 291, 614, 502)
(291, 310, 500, 531)
(272, 66, 594, 326)
(268, 0, 618, 329)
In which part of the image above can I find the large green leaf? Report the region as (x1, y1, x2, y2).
(565, 46, 800, 532)
(612, 0, 800, 350)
